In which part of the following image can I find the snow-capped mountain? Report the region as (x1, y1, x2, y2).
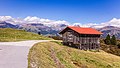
(24, 16, 69, 27)
(97, 26, 120, 39)
(1, 16, 120, 29)
(0, 16, 68, 35)
(0, 16, 120, 38)
(73, 18, 120, 28)
(0, 16, 69, 27)
(0, 16, 24, 25)
(0, 21, 18, 28)
(89, 18, 120, 28)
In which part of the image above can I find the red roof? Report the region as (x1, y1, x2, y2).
(60, 26, 102, 34)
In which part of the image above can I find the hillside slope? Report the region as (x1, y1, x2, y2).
(0, 28, 51, 42)
(28, 41, 120, 68)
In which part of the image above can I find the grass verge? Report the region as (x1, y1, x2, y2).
(0, 28, 51, 42)
(28, 41, 120, 68)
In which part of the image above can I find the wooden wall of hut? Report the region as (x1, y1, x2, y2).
(62, 29, 100, 50)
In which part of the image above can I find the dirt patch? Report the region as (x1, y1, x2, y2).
(50, 46, 65, 68)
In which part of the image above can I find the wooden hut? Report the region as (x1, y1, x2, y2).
(59, 26, 102, 50)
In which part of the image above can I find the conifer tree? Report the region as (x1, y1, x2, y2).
(38, 32, 41, 35)
(104, 34, 111, 45)
(111, 35, 117, 45)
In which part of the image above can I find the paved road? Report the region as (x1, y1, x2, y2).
(0, 40, 50, 68)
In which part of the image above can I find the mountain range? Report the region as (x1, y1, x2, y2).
(97, 26, 120, 39)
(0, 16, 120, 39)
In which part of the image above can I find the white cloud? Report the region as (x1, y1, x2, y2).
(23, 16, 70, 27)
(24, 16, 40, 21)
(106, 18, 120, 27)
(72, 18, 120, 28)
(0, 16, 70, 27)
(0, 16, 120, 28)
(0, 16, 13, 21)
(90, 18, 120, 28)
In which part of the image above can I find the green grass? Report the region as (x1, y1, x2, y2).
(28, 41, 120, 68)
(0, 28, 51, 42)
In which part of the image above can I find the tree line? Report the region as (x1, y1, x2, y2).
(104, 34, 120, 48)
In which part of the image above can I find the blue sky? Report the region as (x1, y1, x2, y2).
(0, 0, 120, 24)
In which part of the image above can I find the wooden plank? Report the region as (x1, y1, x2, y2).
(61, 30, 101, 50)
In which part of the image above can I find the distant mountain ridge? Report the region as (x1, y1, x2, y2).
(0, 16, 120, 39)
(0, 21, 18, 28)
(0, 21, 67, 35)
(0, 16, 69, 35)
(1, 21, 120, 39)
(97, 26, 120, 39)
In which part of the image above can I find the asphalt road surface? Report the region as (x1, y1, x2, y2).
(0, 40, 49, 68)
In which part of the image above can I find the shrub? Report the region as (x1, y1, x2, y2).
(104, 34, 111, 45)
(117, 43, 120, 48)
(49, 36, 62, 40)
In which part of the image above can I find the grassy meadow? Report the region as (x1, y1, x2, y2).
(28, 41, 120, 68)
(0, 28, 51, 42)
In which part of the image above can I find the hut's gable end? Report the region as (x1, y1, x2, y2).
(62, 29, 74, 43)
